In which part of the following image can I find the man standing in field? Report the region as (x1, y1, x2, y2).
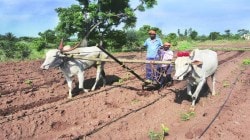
(143, 30, 163, 83)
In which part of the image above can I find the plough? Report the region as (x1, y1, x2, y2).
(64, 45, 173, 90)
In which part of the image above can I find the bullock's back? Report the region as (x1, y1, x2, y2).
(65, 46, 107, 59)
(192, 49, 218, 77)
(68, 46, 108, 70)
(68, 46, 106, 57)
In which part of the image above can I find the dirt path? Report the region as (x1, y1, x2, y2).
(0, 51, 249, 140)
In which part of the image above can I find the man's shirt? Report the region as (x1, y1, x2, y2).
(160, 49, 173, 67)
(144, 37, 163, 58)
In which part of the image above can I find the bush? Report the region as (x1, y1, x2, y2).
(176, 41, 195, 51)
(105, 30, 127, 51)
(31, 39, 46, 51)
(0, 40, 31, 60)
(0, 49, 6, 61)
(0, 40, 15, 58)
(242, 58, 250, 65)
(164, 33, 178, 46)
(15, 42, 31, 59)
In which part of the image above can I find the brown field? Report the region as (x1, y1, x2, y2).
(0, 45, 249, 140)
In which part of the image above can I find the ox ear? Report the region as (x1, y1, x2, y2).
(191, 60, 203, 67)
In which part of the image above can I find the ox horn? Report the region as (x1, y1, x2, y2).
(58, 39, 64, 50)
(61, 42, 81, 52)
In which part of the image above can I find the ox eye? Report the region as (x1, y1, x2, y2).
(185, 63, 189, 65)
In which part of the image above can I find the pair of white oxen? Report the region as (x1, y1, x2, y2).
(41, 41, 218, 107)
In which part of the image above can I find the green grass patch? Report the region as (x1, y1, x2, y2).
(175, 41, 196, 51)
(118, 73, 131, 84)
(195, 39, 248, 46)
(222, 80, 230, 88)
(28, 49, 46, 60)
(148, 124, 169, 140)
(242, 58, 250, 65)
(131, 98, 140, 104)
(24, 79, 33, 86)
(180, 111, 195, 121)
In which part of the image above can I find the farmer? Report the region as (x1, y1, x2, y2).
(143, 30, 163, 83)
(158, 42, 174, 87)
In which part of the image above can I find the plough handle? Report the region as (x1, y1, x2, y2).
(96, 45, 147, 84)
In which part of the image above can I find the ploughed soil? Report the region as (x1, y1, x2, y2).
(0, 46, 249, 140)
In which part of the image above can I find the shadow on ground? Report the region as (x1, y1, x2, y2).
(170, 82, 211, 104)
(72, 75, 121, 96)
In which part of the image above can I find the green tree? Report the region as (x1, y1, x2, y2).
(224, 29, 231, 40)
(237, 29, 249, 36)
(4, 32, 16, 41)
(31, 39, 47, 51)
(197, 35, 208, 41)
(0, 40, 15, 58)
(126, 29, 138, 43)
(177, 29, 184, 40)
(0, 33, 17, 58)
(164, 33, 178, 46)
(15, 42, 31, 59)
(0, 34, 5, 40)
(55, 0, 158, 46)
(184, 29, 188, 37)
(19, 36, 35, 42)
(209, 32, 220, 40)
(104, 30, 126, 51)
(189, 30, 198, 40)
(177, 29, 181, 36)
(0, 33, 31, 60)
(231, 34, 241, 40)
(137, 25, 151, 36)
(188, 28, 193, 36)
(151, 27, 163, 36)
(125, 29, 139, 49)
(224, 29, 230, 36)
(38, 29, 56, 44)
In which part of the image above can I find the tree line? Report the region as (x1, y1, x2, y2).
(0, 27, 248, 61)
(0, 0, 249, 61)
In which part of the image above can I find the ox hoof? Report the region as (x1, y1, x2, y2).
(189, 106, 195, 111)
(91, 88, 96, 91)
(84, 89, 90, 93)
(68, 96, 73, 99)
(212, 92, 216, 96)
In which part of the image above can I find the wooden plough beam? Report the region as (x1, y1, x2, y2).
(71, 56, 174, 64)
(174, 47, 250, 51)
(66, 47, 250, 65)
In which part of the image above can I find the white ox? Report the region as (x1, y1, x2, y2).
(173, 49, 218, 106)
(40, 40, 108, 98)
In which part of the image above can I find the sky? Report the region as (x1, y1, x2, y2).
(0, 0, 250, 37)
